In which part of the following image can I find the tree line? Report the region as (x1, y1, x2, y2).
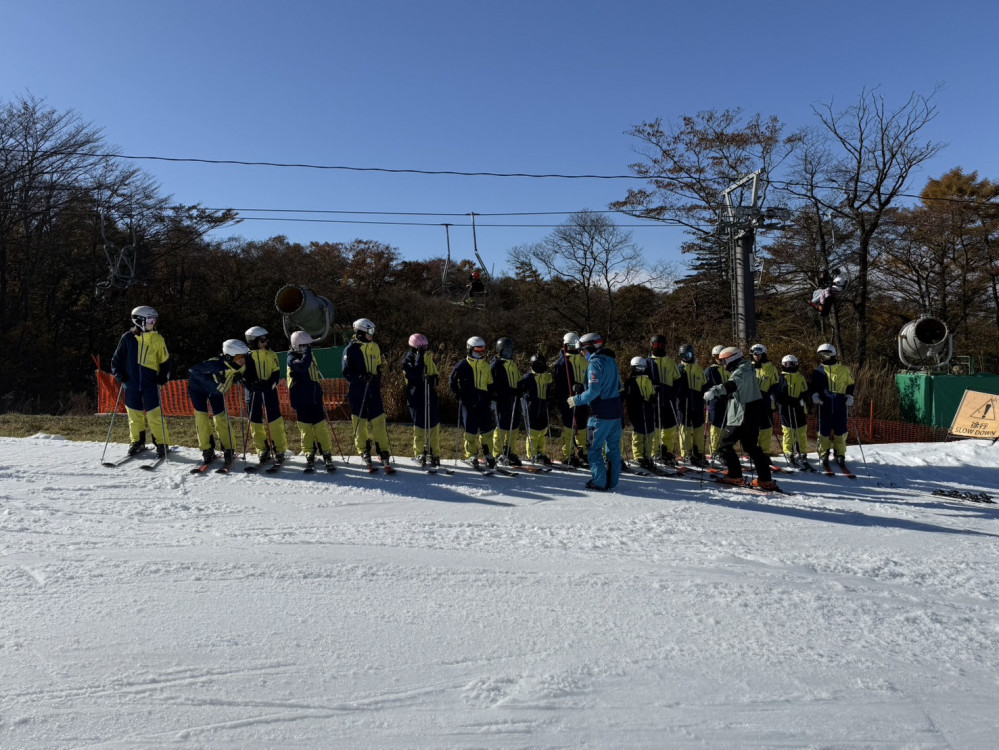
(1, 91, 997, 417)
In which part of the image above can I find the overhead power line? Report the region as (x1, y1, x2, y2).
(33, 150, 649, 180)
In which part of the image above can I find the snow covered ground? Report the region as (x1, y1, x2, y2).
(2, 435, 999, 749)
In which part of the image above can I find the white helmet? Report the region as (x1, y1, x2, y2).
(131, 305, 158, 331)
(222, 339, 250, 363)
(711, 344, 725, 358)
(718, 346, 744, 371)
(817, 343, 837, 360)
(290, 331, 313, 352)
(629, 356, 647, 369)
(245, 326, 269, 347)
(353, 318, 376, 337)
(749, 343, 767, 356)
(466, 336, 487, 358)
(563, 331, 580, 351)
(780, 354, 799, 370)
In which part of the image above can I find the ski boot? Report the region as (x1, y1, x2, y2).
(575, 447, 590, 468)
(638, 457, 656, 472)
(413, 454, 427, 467)
(305, 451, 316, 471)
(201, 448, 217, 463)
(257, 449, 273, 465)
(715, 474, 745, 487)
(690, 448, 708, 468)
(820, 451, 832, 473)
(154, 441, 167, 459)
(273, 451, 285, 465)
(483, 451, 497, 470)
(323, 453, 336, 472)
(566, 453, 582, 468)
(534, 452, 552, 466)
(128, 430, 147, 456)
(430, 454, 441, 468)
(750, 478, 779, 491)
(222, 448, 235, 466)
(506, 452, 523, 467)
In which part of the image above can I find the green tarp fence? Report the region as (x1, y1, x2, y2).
(896, 372, 999, 429)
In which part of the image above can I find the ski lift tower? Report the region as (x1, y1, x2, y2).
(718, 170, 789, 346)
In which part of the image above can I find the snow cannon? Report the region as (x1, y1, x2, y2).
(898, 317, 952, 371)
(274, 285, 335, 344)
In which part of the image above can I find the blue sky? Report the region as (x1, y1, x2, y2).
(3, 0, 997, 274)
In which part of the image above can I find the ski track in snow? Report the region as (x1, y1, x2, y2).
(2, 436, 999, 748)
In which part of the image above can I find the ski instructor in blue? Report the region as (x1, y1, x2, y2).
(566, 332, 623, 491)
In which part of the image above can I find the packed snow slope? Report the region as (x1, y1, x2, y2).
(2, 436, 999, 749)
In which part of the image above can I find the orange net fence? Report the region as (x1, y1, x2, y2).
(96, 361, 953, 443)
(95, 363, 349, 422)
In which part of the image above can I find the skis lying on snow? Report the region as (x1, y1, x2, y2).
(930, 489, 994, 504)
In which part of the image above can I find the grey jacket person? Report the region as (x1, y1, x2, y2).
(705, 360, 763, 426)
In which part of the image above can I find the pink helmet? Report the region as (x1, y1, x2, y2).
(408, 333, 429, 349)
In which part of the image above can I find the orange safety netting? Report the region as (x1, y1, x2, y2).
(95, 365, 349, 422)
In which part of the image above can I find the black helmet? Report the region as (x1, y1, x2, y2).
(650, 335, 667, 357)
(530, 353, 547, 373)
(678, 343, 695, 363)
(496, 337, 514, 360)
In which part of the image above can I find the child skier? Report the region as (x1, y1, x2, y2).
(287, 331, 336, 472)
(449, 336, 498, 470)
(776, 354, 810, 468)
(520, 353, 554, 465)
(342, 317, 393, 470)
(676, 344, 709, 466)
(808, 343, 856, 472)
(647, 334, 683, 466)
(401, 333, 441, 468)
(750, 344, 780, 458)
(553, 332, 590, 467)
(110, 305, 171, 458)
(243, 325, 290, 467)
(703, 347, 777, 490)
(623, 355, 657, 471)
(704, 344, 730, 465)
(187, 339, 249, 469)
(491, 337, 523, 466)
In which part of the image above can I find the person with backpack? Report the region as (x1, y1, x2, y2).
(808, 343, 856, 472)
(520, 353, 554, 465)
(622, 355, 657, 471)
(491, 337, 523, 466)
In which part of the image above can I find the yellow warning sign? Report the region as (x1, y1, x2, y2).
(950, 390, 999, 439)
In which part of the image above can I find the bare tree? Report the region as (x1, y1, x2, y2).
(509, 210, 662, 338)
(784, 88, 944, 365)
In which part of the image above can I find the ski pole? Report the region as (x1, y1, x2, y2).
(455, 398, 465, 467)
(100, 381, 125, 464)
(242, 389, 257, 459)
(313, 361, 346, 461)
(521, 395, 535, 461)
(848, 403, 867, 471)
(423, 373, 431, 464)
(157, 384, 169, 464)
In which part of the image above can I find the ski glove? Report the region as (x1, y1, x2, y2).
(812, 393, 822, 405)
(703, 391, 716, 403)
(567, 396, 579, 409)
(845, 395, 854, 407)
